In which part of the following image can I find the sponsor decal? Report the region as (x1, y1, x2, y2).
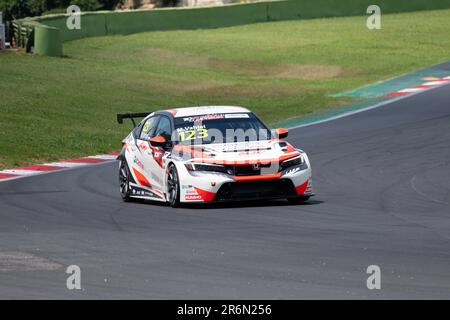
(185, 195, 202, 200)
(132, 188, 149, 196)
(238, 150, 265, 156)
(151, 147, 164, 168)
(133, 156, 144, 170)
(213, 141, 270, 152)
(131, 185, 162, 198)
(285, 167, 300, 175)
(182, 114, 225, 122)
(151, 172, 163, 185)
(224, 113, 249, 119)
(142, 121, 152, 134)
(177, 128, 209, 142)
(139, 142, 148, 152)
(182, 185, 199, 196)
(177, 124, 206, 132)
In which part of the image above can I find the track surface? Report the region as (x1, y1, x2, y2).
(1, 84, 450, 299)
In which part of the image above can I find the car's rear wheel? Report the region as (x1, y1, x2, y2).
(287, 196, 310, 204)
(119, 160, 131, 202)
(167, 164, 181, 208)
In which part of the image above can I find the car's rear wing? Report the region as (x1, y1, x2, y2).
(117, 112, 151, 127)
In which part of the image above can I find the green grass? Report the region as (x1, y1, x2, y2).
(1, 9, 450, 169)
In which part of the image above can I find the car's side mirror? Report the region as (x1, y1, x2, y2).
(149, 136, 167, 148)
(275, 128, 289, 139)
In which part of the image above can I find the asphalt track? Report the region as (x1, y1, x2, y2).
(1, 83, 450, 299)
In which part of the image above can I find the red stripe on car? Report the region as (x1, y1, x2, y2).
(132, 167, 152, 188)
(295, 179, 309, 195)
(194, 187, 216, 202)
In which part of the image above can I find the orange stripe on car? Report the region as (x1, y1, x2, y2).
(132, 167, 152, 188)
(233, 173, 281, 182)
(165, 109, 178, 116)
(132, 167, 164, 196)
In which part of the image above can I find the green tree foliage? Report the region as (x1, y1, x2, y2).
(160, 0, 179, 7)
(0, 0, 122, 20)
(0, 0, 32, 20)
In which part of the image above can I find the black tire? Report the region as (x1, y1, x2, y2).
(119, 160, 132, 202)
(287, 196, 310, 204)
(167, 164, 181, 208)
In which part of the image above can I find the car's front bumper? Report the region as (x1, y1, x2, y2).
(176, 162, 312, 203)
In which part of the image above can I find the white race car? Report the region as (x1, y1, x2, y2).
(117, 106, 313, 207)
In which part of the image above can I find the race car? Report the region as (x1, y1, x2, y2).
(117, 106, 313, 207)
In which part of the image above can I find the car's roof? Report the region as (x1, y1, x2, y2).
(167, 106, 250, 118)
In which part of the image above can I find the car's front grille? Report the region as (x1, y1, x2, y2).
(225, 163, 277, 176)
(215, 179, 297, 201)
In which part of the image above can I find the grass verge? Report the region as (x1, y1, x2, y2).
(1, 9, 450, 168)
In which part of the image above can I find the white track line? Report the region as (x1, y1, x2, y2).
(1, 169, 44, 176)
(398, 88, 423, 93)
(44, 162, 90, 168)
(422, 80, 449, 86)
(88, 155, 118, 160)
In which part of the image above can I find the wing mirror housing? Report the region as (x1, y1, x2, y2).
(275, 128, 289, 139)
(149, 136, 167, 147)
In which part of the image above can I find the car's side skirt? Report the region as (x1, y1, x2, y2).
(128, 183, 166, 202)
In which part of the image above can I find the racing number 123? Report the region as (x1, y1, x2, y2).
(179, 129, 208, 141)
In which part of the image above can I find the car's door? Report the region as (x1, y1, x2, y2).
(148, 115, 173, 192)
(133, 115, 159, 188)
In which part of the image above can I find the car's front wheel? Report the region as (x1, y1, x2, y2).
(119, 160, 131, 202)
(167, 164, 181, 208)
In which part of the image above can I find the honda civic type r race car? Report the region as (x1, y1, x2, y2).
(117, 106, 313, 207)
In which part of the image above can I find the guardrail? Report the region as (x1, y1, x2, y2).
(13, 0, 450, 57)
(12, 21, 35, 52)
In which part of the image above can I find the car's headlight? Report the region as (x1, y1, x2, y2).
(185, 163, 228, 174)
(280, 154, 308, 171)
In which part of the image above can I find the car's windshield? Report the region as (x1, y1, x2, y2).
(173, 113, 271, 145)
